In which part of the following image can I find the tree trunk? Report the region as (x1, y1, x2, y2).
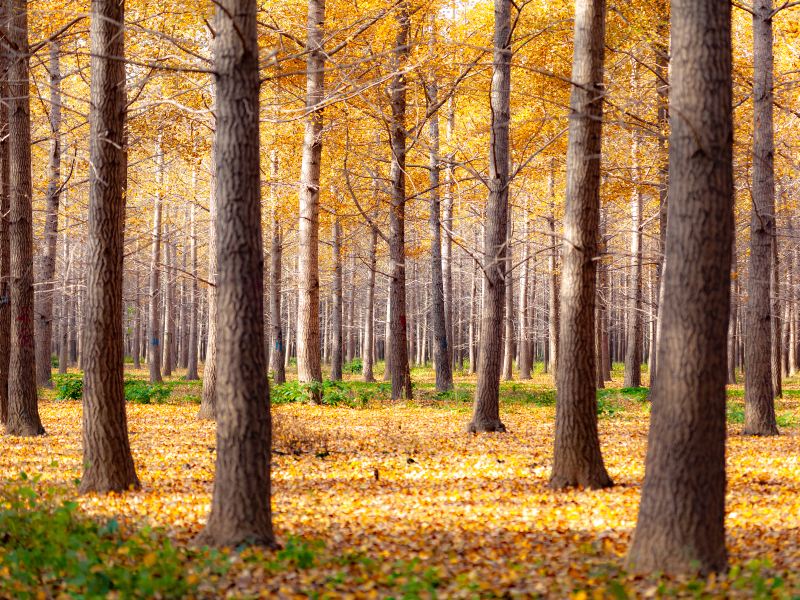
(80, 0, 139, 492)
(197, 0, 275, 548)
(269, 215, 285, 385)
(388, 1, 412, 400)
(518, 208, 532, 379)
(6, 0, 43, 436)
(331, 218, 343, 381)
(548, 186, 559, 374)
(346, 253, 356, 364)
(502, 208, 514, 381)
(771, 231, 781, 397)
(198, 148, 218, 420)
(0, 9, 10, 425)
(296, 0, 325, 400)
(743, 0, 778, 436)
(34, 41, 61, 388)
(426, 77, 453, 392)
(162, 222, 174, 377)
(363, 224, 377, 382)
(627, 0, 732, 574)
(624, 125, 643, 388)
(186, 200, 199, 380)
(383, 290, 392, 381)
(549, 0, 611, 489)
(148, 141, 164, 384)
(468, 0, 510, 432)
(132, 240, 141, 370)
(728, 249, 738, 385)
(443, 96, 455, 371)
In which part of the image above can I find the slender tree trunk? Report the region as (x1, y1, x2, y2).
(388, 1, 412, 400)
(549, 0, 611, 489)
(331, 218, 343, 381)
(197, 0, 275, 547)
(548, 165, 559, 375)
(744, 0, 779, 435)
(728, 249, 738, 385)
(346, 253, 356, 364)
(186, 199, 199, 380)
(443, 96, 455, 371)
(148, 140, 164, 384)
(627, 0, 732, 574)
(34, 41, 61, 388)
(80, 0, 139, 492)
(6, 0, 43, 436)
(269, 218, 285, 384)
(296, 0, 325, 400)
(58, 231, 71, 376)
(427, 77, 453, 391)
(132, 240, 141, 370)
(383, 290, 392, 381)
(363, 224, 377, 382)
(518, 208, 532, 379)
(468, 0, 510, 432)
(468, 251, 478, 374)
(624, 125, 643, 388)
(162, 222, 174, 377)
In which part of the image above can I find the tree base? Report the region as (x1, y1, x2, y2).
(549, 470, 613, 491)
(79, 474, 140, 495)
(467, 419, 506, 433)
(194, 526, 279, 550)
(741, 423, 779, 436)
(5, 421, 46, 437)
(197, 403, 216, 421)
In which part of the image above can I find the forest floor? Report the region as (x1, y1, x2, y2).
(2, 364, 800, 598)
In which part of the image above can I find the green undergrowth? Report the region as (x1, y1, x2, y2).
(0, 474, 226, 600)
(53, 374, 173, 405)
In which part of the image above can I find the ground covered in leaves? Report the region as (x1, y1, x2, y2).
(2, 366, 800, 598)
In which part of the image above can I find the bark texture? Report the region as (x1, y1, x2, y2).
(197, 0, 275, 548)
(35, 41, 61, 388)
(147, 142, 164, 384)
(387, 2, 412, 400)
(330, 218, 343, 381)
(6, 0, 43, 436)
(623, 127, 643, 388)
(468, 0, 510, 433)
(550, 0, 611, 489)
(80, 0, 140, 493)
(296, 0, 325, 400)
(627, 0, 733, 574)
(0, 8, 10, 426)
(743, 0, 779, 436)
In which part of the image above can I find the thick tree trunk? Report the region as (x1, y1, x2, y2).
(468, 0, 510, 432)
(331, 218, 343, 381)
(627, 0, 732, 574)
(502, 209, 514, 381)
(296, 0, 325, 400)
(549, 0, 611, 489)
(771, 233, 782, 397)
(388, 2, 412, 400)
(744, 0, 779, 436)
(148, 141, 164, 384)
(198, 150, 217, 420)
(6, 0, 43, 436)
(427, 78, 453, 392)
(35, 41, 61, 388)
(197, 0, 275, 547)
(624, 128, 643, 388)
(0, 12, 10, 425)
(80, 0, 139, 492)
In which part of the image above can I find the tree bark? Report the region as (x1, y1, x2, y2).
(0, 6, 10, 425)
(624, 125, 643, 388)
(6, 0, 43, 436)
(426, 77, 453, 392)
(518, 205, 532, 379)
(269, 212, 285, 384)
(331, 218, 343, 381)
(743, 0, 779, 436)
(162, 221, 174, 377)
(771, 231, 781, 397)
(549, 0, 611, 489)
(296, 0, 325, 400)
(468, 0, 510, 432)
(148, 140, 164, 384)
(363, 223, 377, 382)
(35, 41, 61, 388)
(197, 0, 275, 548)
(186, 199, 199, 380)
(502, 207, 514, 381)
(548, 164, 559, 375)
(80, 0, 139, 492)
(387, 1, 412, 400)
(198, 148, 218, 420)
(627, 0, 732, 574)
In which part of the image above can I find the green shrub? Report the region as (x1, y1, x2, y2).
(727, 403, 745, 424)
(596, 396, 622, 418)
(54, 374, 83, 401)
(343, 358, 363, 374)
(0, 475, 225, 599)
(123, 380, 171, 404)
